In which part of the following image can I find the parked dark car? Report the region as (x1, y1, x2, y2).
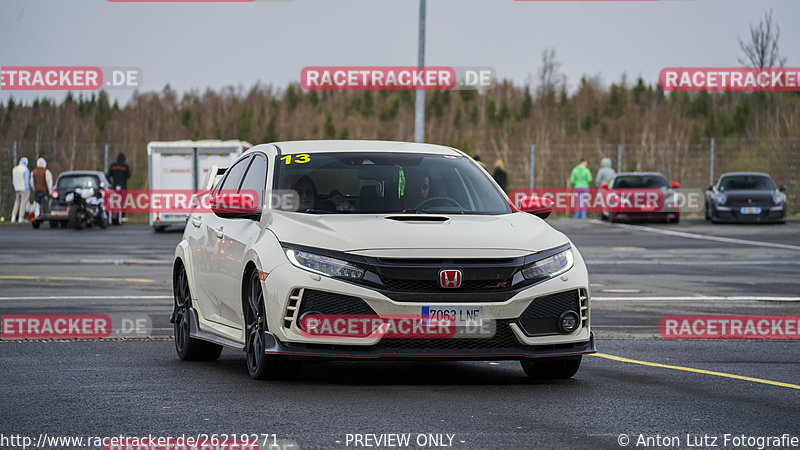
(705, 172, 786, 224)
(32, 171, 112, 229)
(600, 172, 680, 223)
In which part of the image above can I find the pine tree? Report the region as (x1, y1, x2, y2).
(518, 87, 533, 119)
(323, 113, 336, 138)
(262, 114, 278, 143)
(285, 85, 302, 111)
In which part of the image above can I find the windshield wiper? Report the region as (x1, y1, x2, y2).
(394, 209, 431, 214)
(302, 209, 338, 214)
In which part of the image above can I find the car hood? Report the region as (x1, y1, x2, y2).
(268, 212, 569, 256)
(722, 190, 773, 203)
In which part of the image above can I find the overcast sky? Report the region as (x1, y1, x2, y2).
(1, 0, 798, 105)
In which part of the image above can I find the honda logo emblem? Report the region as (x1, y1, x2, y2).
(439, 270, 463, 288)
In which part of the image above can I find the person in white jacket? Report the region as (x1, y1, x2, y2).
(30, 157, 53, 217)
(595, 157, 616, 188)
(11, 157, 31, 223)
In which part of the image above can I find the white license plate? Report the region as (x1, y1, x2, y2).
(739, 207, 762, 215)
(422, 306, 482, 326)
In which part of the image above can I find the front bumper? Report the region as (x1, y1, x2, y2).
(712, 205, 786, 223)
(260, 258, 593, 359)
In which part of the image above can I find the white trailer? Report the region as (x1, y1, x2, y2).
(147, 140, 251, 231)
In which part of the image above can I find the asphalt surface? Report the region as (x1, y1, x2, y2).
(1, 218, 799, 449)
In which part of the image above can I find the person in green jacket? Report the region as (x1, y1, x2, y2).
(570, 159, 592, 219)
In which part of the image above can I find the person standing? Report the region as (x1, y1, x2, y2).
(11, 157, 31, 223)
(492, 160, 508, 192)
(30, 157, 53, 217)
(595, 157, 616, 188)
(570, 159, 592, 219)
(108, 152, 131, 190)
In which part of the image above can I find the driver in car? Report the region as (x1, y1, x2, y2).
(404, 174, 430, 209)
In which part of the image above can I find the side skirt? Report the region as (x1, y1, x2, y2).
(187, 306, 245, 351)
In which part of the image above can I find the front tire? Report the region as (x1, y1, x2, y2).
(68, 206, 85, 230)
(173, 264, 223, 361)
(97, 211, 108, 229)
(244, 270, 301, 380)
(521, 356, 582, 380)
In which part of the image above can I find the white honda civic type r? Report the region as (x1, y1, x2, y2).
(172, 140, 594, 380)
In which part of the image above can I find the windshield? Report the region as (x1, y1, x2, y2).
(57, 175, 99, 190)
(274, 152, 511, 215)
(611, 175, 668, 189)
(719, 175, 775, 191)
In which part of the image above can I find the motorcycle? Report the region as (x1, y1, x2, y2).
(65, 186, 108, 230)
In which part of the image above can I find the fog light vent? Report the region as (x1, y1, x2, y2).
(283, 288, 303, 329)
(559, 311, 580, 333)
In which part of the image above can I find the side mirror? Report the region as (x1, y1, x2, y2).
(706, 185, 714, 191)
(210, 192, 261, 220)
(517, 195, 554, 219)
(671, 182, 680, 189)
(601, 183, 609, 189)
(779, 185, 787, 192)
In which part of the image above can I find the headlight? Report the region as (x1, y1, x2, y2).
(521, 249, 574, 280)
(663, 192, 678, 206)
(772, 192, 786, 205)
(284, 248, 365, 279)
(65, 192, 75, 202)
(714, 192, 727, 205)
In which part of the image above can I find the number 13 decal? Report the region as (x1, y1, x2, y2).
(280, 154, 311, 164)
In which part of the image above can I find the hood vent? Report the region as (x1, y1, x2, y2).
(385, 215, 450, 223)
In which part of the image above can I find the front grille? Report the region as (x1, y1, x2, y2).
(517, 290, 581, 336)
(297, 289, 377, 317)
(379, 277, 514, 292)
(375, 319, 524, 350)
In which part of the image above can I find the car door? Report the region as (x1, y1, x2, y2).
(193, 155, 252, 324)
(216, 153, 268, 328)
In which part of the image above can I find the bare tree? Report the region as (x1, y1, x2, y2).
(738, 9, 787, 69)
(537, 48, 564, 107)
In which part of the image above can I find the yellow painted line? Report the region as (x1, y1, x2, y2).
(0, 275, 154, 284)
(592, 353, 800, 390)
